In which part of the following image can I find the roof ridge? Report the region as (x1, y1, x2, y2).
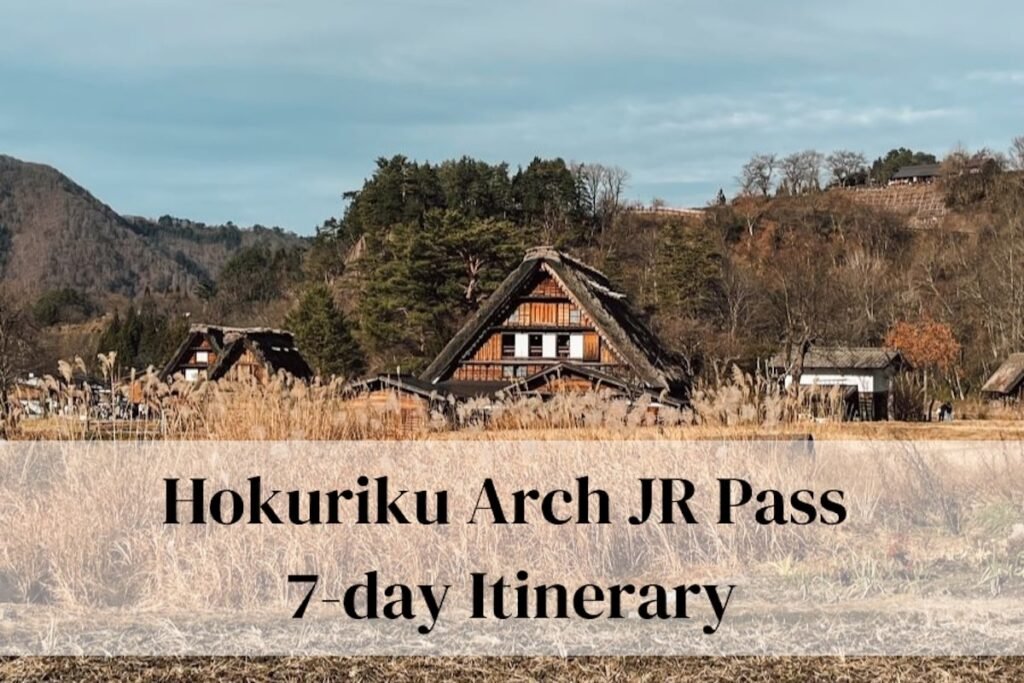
(189, 323, 295, 336)
(523, 247, 614, 289)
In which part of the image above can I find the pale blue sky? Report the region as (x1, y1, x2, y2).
(2, 1, 1022, 233)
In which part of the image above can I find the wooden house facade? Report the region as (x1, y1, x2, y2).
(421, 246, 689, 401)
(162, 325, 313, 383)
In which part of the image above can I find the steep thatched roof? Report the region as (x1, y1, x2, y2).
(769, 346, 906, 372)
(981, 353, 1024, 395)
(208, 329, 313, 381)
(162, 324, 312, 381)
(420, 247, 689, 393)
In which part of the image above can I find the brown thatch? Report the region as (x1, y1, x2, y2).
(420, 247, 689, 395)
(160, 325, 223, 379)
(769, 346, 907, 372)
(208, 329, 313, 381)
(344, 375, 506, 402)
(981, 353, 1024, 396)
(162, 324, 312, 382)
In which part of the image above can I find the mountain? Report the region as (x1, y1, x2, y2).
(0, 155, 307, 299)
(122, 215, 305, 288)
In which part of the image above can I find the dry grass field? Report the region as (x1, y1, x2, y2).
(3, 655, 1024, 682)
(5, 375, 1024, 679)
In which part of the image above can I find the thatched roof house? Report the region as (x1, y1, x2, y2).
(889, 163, 941, 184)
(981, 353, 1024, 398)
(344, 247, 689, 414)
(421, 246, 689, 399)
(161, 325, 313, 383)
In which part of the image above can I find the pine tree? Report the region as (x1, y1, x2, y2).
(286, 285, 365, 379)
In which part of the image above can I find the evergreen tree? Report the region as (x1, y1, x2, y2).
(654, 220, 724, 321)
(356, 209, 525, 370)
(96, 305, 187, 373)
(511, 157, 583, 243)
(286, 285, 365, 378)
(96, 310, 123, 359)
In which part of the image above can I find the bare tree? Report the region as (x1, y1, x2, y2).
(718, 258, 761, 349)
(766, 246, 844, 399)
(739, 153, 777, 197)
(826, 150, 868, 187)
(779, 150, 824, 195)
(599, 165, 629, 227)
(778, 154, 800, 196)
(572, 162, 630, 240)
(0, 291, 35, 432)
(1009, 135, 1024, 171)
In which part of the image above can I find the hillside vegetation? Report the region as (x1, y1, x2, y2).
(4, 149, 1024, 402)
(303, 151, 1024, 400)
(0, 155, 306, 299)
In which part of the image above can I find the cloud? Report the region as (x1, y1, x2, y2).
(967, 71, 1024, 85)
(1, 0, 1021, 229)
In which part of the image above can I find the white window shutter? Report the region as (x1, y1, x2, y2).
(514, 333, 529, 358)
(542, 334, 557, 358)
(569, 334, 584, 359)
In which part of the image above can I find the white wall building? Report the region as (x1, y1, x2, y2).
(770, 346, 908, 420)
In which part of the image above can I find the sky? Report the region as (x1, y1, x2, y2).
(1, 1, 1023, 234)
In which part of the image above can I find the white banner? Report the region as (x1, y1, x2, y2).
(0, 440, 1021, 655)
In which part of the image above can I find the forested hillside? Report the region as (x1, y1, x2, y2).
(0, 155, 306, 299)
(5, 146, 1024, 401)
(302, 149, 1024, 399)
(0, 154, 309, 375)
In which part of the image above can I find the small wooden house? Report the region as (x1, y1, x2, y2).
(981, 353, 1024, 400)
(770, 346, 907, 421)
(341, 374, 455, 429)
(420, 246, 689, 402)
(161, 325, 313, 383)
(888, 164, 941, 185)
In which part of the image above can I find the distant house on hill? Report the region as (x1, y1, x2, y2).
(346, 247, 689, 415)
(981, 353, 1024, 399)
(769, 346, 908, 421)
(161, 325, 313, 383)
(888, 164, 942, 185)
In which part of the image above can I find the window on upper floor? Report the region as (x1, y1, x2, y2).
(569, 308, 581, 324)
(528, 334, 543, 357)
(556, 334, 571, 358)
(501, 334, 515, 358)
